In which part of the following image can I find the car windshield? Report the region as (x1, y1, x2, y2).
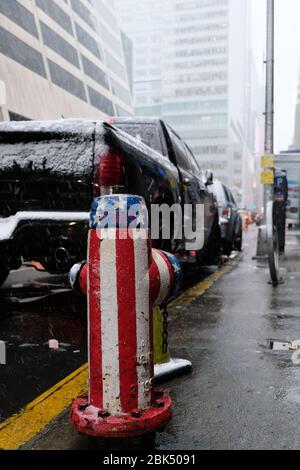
(114, 123, 165, 156)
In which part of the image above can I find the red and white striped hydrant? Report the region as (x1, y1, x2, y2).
(70, 195, 182, 438)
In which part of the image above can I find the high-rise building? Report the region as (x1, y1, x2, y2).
(116, 0, 262, 205)
(291, 77, 300, 150)
(0, 0, 133, 121)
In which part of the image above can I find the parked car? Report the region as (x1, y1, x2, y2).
(0, 118, 221, 286)
(209, 180, 243, 255)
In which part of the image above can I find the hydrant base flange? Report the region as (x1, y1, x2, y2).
(71, 392, 172, 439)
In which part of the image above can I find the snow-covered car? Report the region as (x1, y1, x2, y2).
(0, 118, 220, 285)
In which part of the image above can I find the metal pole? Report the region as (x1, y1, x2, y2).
(264, 0, 275, 218)
(256, 0, 275, 256)
(257, 0, 281, 285)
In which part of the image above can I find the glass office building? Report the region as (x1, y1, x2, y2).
(0, 0, 133, 121)
(291, 77, 300, 150)
(116, 0, 262, 204)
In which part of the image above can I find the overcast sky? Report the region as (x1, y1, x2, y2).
(251, 0, 300, 152)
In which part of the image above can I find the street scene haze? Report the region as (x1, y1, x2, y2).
(0, 0, 299, 457)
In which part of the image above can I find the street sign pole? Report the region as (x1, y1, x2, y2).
(264, 0, 274, 212)
(256, 0, 281, 285)
(256, 3, 273, 240)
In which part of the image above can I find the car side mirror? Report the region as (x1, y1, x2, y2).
(205, 170, 213, 186)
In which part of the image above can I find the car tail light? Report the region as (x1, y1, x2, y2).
(222, 207, 231, 219)
(94, 150, 125, 196)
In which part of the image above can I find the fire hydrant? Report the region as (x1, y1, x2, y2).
(70, 195, 182, 438)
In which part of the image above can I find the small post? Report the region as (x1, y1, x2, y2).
(0, 341, 6, 365)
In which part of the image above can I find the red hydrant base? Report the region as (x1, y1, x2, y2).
(71, 393, 172, 439)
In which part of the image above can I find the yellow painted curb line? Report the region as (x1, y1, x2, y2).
(0, 254, 240, 450)
(169, 266, 226, 308)
(0, 364, 88, 450)
(169, 254, 241, 308)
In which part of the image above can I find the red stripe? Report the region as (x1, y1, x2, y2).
(149, 250, 161, 304)
(116, 230, 138, 413)
(88, 230, 103, 408)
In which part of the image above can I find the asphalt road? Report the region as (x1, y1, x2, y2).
(0, 269, 87, 422)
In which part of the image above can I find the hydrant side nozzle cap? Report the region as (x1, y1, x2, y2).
(161, 251, 183, 298)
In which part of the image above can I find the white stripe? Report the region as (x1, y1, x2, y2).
(87, 232, 91, 404)
(133, 230, 152, 410)
(100, 231, 121, 414)
(152, 251, 171, 306)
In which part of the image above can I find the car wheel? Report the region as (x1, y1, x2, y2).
(235, 230, 243, 252)
(0, 267, 10, 287)
(41, 256, 71, 275)
(205, 218, 222, 266)
(222, 237, 233, 256)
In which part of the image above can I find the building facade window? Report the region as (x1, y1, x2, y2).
(174, 85, 227, 97)
(9, 111, 31, 121)
(36, 0, 73, 36)
(105, 51, 127, 81)
(0, 26, 46, 78)
(81, 54, 109, 89)
(71, 0, 97, 32)
(40, 22, 80, 68)
(101, 22, 122, 56)
(110, 78, 131, 105)
(0, 0, 38, 38)
(192, 144, 227, 155)
(162, 100, 227, 113)
(198, 160, 228, 171)
(116, 104, 132, 116)
(88, 86, 114, 115)
(75, 23, 102, 60)
(48, 59, 87, 101)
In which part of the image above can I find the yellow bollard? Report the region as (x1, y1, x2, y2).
(153, 306, 192, 383)
(153, 306, 171, 365)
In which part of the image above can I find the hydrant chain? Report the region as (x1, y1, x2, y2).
(162, 306, 169, 355)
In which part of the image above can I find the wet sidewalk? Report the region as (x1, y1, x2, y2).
(26, 227, 300, 450)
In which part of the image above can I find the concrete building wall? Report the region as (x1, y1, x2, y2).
(0, 0, 133, 121)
